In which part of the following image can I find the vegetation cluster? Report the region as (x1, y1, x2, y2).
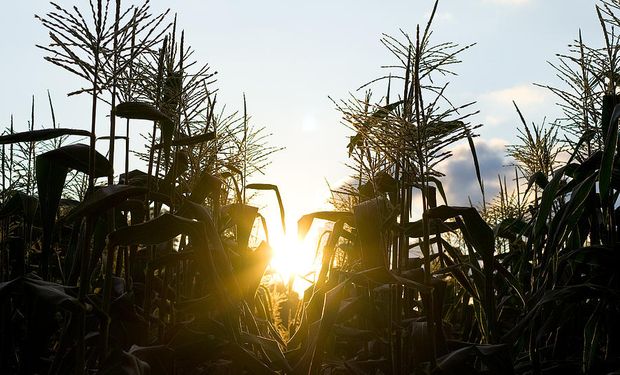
(1, 0, 620, 374)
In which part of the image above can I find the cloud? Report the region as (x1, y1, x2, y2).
(438, 138, 510, 206)
(477, 83, 552, 128)
(481, 84, 549, 108)
(483, 114, 503, 126)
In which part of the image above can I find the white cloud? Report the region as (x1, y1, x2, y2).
(481, 84, 549, 107)
(477, 84, 553, 129)
(483, 114, 503, 126)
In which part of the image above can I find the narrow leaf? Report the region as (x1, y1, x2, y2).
(0, 128, 90, 144)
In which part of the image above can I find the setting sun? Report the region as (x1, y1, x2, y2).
(268, 230, 320, 297)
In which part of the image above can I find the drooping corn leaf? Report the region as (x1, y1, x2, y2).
(425, 206, 494, 262)
(119, 169, 149, 185)
(114, 101, 171, 123)
(220, 203, 259, 251)
(39, 143, 113, 177)
(403, 218, 458, 238)
(190, 171, 222, 204)
(246, 183, 286, 233)
(424, 205, 497, 341)
(114, 101, 175, 161)
(177, 200, 243, 304)
(354, 197, 393, 269)
(373, 171, 397, 193)
(117, 199, 146, 223)
(600, 94, 620, 138)
(426, 176, 449, 205)
(236, 241, 273, 300)
(118, 169, 182, 202)
(36, 144, 112, 279)
(0, 275, 83, 313)
(298, 211, 354, 241)
(23, 277, 82, 312)
(599, 103, 620, 202)
(0, 128, 90, 144)
(159, 131, 216, 147)
(493, 217, 528, 241)
(0, 192, 38, 220)
(526, 171, 549, 193)
(175, 131, 216, 146)
(306, 281, 348, 375)
(531, 165, 568, 243)
(162, 150, 189, 184)
(107, 213, 204, 247)
(546, 172, 597, 252)
(62, 185, 147, 222)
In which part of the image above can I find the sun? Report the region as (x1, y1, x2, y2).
(268, 231, 319, 297)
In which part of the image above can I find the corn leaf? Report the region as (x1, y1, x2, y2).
(0, 128, 90, 144)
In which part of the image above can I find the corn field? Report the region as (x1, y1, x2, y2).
(1, 0, 620, 374)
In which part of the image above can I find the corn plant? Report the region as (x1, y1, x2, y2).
(1, 0, 620, 374)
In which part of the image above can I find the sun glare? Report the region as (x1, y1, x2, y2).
(268, 231, 320, 297)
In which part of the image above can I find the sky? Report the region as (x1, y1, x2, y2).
(0, 0, 604, 232)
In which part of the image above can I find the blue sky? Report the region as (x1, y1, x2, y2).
(0, 0, 603, 228)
